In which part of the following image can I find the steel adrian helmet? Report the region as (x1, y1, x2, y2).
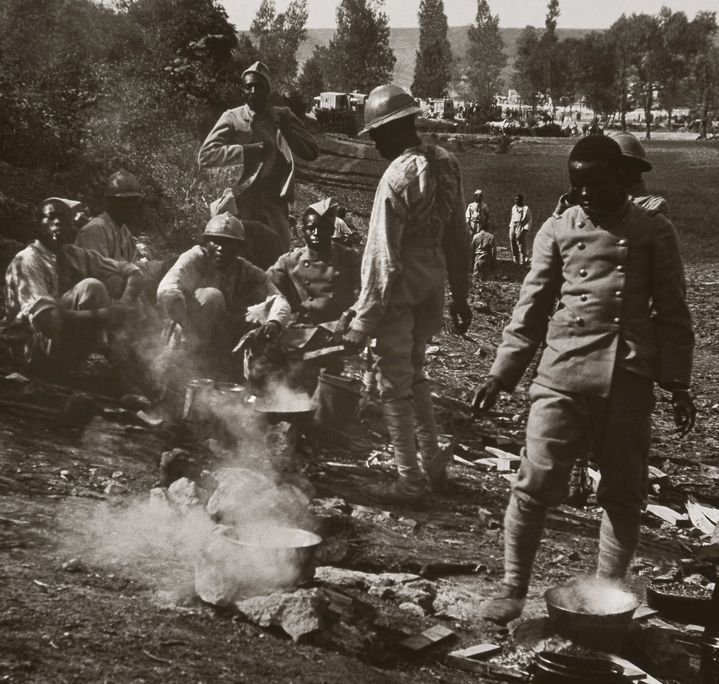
(104, 169, 142, 198)
(359, 85, 422, 135)
(609, 132, 652, 172)
(202, 213, 246, 242)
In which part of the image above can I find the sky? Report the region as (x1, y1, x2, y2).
(224, 0, 719, 30)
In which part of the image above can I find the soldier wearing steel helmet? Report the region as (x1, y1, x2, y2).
(156, 213, 290, 374)
(76, 169, 145, 263)
(339, 84, 472, 508)
(611, 131, 669, 216)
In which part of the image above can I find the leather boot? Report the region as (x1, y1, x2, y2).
(368, 397, 428, 507)
(365, 479, 428, 509)
(480, 584, 527, 625)
(411, 382, 446, 493)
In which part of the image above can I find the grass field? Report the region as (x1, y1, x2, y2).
(448, 136, 719, 264)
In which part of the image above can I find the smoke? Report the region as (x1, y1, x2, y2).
(552, 576, 638, 616)
(57, 375, 319, 602)
(57, 495, 214, 596)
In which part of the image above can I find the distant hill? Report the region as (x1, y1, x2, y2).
(292, 26, 594, 93)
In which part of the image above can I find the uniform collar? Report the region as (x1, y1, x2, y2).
(580, 197, 632, 224)
(299, 245, 334, 262)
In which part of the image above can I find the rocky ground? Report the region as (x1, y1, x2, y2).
(1, 136, 719, 682)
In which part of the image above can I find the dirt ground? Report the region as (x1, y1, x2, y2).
(1, 136, 719, 683)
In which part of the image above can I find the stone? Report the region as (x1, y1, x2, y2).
(62, 558, 86, 573)
(168, 477, 201, 510)
(235, 588, 328, 641)
(103, 482, 128, 496)
(432, 583, 486, 622)
(398, 602, 426, 618)
(369, 579, 435, 611)
(194, 534, 245, 607)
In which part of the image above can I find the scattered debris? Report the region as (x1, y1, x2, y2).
(400, 624, 455, 652)
(446, 643, 501, 672)
(62, 558, 86, 573)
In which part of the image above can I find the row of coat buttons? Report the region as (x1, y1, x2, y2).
(579, 291, 623, 301)
(574, 316, 622, 326)
(578, 265, 625, 277)
(575, 238, 628, 250)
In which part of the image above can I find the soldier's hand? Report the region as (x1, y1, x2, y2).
(342, 328, 367, 354)
(258, 320, 283, 343)
(334, 309, 356, 342)
(100, 302, 136, 327)
(449, 298, 472, 334)
(472, 376, 504, 415)
(672, 390, 696, 437)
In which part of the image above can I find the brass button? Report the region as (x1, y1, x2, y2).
(577, 221, 585, 228)
(616, 265, 625, 273)
(575, 317, 585, 326)
(580, 294, 588, 302)
(618, 239, 628, 246)
(579, 269, 588, 277)
(334, 270, 341, 276)
(577, 242, 586, 250)
(613, 317, 621, 324)
(615, 290, 622, 297)
(307, 296, 313, 301)
(304, 261, 310, 267)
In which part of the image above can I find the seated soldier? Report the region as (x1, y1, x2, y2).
(264, 198, 361, 391)
(332, 206, 361, 248)
(210, 188, 283, 269)
(2, 198, 144, 381)
(268, 198, 361, 326)
(156, 213, 290, 378)
(76, 169, 170, 300)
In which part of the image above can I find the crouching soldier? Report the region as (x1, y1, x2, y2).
(472, 135, 695, 625)
(2, 198, 144, 381)
(262, 198, 361, 390)
(156, 213, 290, 378)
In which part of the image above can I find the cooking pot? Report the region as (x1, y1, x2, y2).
(248, 393, 315, 423)
(226, 524, 322, 590)
(528, 652, 630, 683)
(545, 583, 639, 647)
(646, 584, 716, 625)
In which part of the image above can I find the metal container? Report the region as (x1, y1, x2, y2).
(700, 635, 719, 684)
(646, 585, 715, 625)
(545, 584, 639, 648)
(182, 378, 215, 420)
(226, 524, 322, 590)
(528, 652, 630, 683)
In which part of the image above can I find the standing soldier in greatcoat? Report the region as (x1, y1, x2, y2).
(340, 85, 472, 507)
(472, 135, 695, 624)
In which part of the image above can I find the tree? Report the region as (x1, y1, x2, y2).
(567, 32, 621, 117)
(250, 0, 308, 92)
(655, 8, 693, 127)
(608, 15, 639, 130)
(540, 0, 561, 112)
(513, 26, 544, 112)
(411, 0, 452, 98)
(463, 0, 506, 119)
(689, 11, 719, 139)
(325, 0, 396, 93)
(297, 45, 329, 108)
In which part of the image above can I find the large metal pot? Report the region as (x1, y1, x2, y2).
(226, 524, 322, 590)
(545, 583, 639, 647)
(248, 393, 315, 424)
